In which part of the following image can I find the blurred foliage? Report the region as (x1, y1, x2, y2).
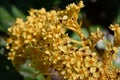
(114, 8, 120, 24)
(0, 0, 120, 80)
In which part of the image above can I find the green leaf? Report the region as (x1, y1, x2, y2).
(11, 6, 26, 19)
(36, 74, 45, 80)
(71, 32, 81, 41)
(0, 7, 15, 31)
(89, 25, 102, 33)
(114, 8, 120, 24)
(81, 28, 89, 38)
(20, 61, 38, 80)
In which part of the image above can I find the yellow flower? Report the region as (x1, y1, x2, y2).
(6, 0, 120, 80)
(110, 24, 120, 47)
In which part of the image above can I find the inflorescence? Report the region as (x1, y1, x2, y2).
(6, 1, 120, 80)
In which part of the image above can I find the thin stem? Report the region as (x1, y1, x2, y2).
(70, 38, 82, 45)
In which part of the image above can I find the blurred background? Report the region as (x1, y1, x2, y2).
(0, 0, 120, 80)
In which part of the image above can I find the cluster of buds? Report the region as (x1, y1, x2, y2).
(6, 1, 120, 80)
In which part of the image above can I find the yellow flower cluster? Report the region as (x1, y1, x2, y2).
(110, 24, 120, 47)
(6, 1, 120, 80)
